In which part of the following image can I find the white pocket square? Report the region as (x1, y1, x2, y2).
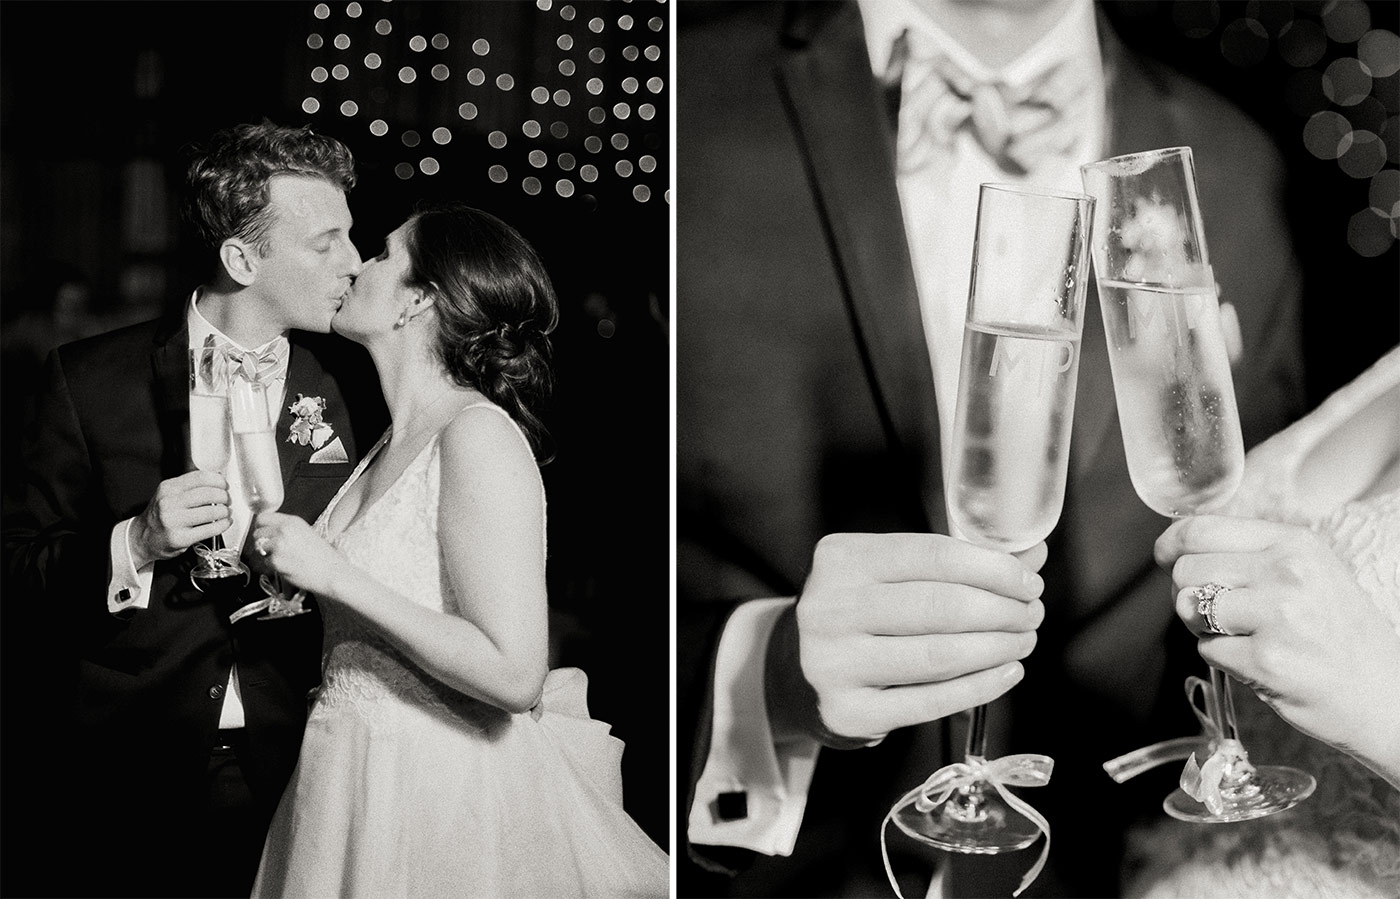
(308, 436, 349, 464)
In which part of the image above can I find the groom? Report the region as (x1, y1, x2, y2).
(2, 121, 386, 898)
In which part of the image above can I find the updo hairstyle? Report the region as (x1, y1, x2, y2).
(402, 202, 559, 461)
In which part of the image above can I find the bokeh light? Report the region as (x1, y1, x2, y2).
(1338, 131, 1387, 178)
(1278, 17, 1328, 66)
(1347, 207, 1392, 255)
(1220, 17, 1269, 67)
(1358, 29, 1400, 77)
(1173, 1, 1221, 39)
(1322, 57, 1373, 105)
(1322, 0, 1372, 44)
(1303, 110, 1355, 160)
(297, 0, 668, 210)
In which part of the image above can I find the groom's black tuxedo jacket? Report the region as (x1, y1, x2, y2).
(2, 310, 386, 896)
(677, 3, 1308, 897)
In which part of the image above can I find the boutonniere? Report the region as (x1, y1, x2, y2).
(287, 394, 335, 449)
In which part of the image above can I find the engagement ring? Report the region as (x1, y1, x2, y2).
(1194, 582, 1232, 636)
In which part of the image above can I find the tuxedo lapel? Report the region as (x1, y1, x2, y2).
(276, 337, 312, 495)
(273, 331, 363, 527)
(151, 319, 192, 479)
(775, 2, 946, 532)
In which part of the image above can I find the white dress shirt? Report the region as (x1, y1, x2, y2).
(688, 0, 1107, 859)
(105, 291, 289, 729)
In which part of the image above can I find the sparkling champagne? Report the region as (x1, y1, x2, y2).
(1097, 279, 1244, 517)
(234, 429, 284, 513)
(188, 394, 231, 472)
(948, 321, 1082, 553)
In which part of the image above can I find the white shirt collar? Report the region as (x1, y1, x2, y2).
(187, 289, 284, 355)
(857, 0, 1103, 90)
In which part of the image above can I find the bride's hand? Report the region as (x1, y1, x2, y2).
(1156, 514, 1400, 786)
(251, 512, 345, 597)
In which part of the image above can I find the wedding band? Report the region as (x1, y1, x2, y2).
(1194, 582, 1232, 636)
(255, 536, 270, 557)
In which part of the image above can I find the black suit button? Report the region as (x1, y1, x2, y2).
(208, 684, 225, 700)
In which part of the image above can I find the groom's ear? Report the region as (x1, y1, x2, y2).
(219, 238, 258, 287)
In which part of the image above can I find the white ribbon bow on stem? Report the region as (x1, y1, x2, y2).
(1101, 675, 1249, 816)
(881, 753, 1054, 898)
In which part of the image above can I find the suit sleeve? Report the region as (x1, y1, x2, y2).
(3, 349, 117, 630)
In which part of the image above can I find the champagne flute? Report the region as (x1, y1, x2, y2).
(1081, 146, 1314, 822)
(890, 184, 1094, 867)
(229, 378, 309, 620)
(189, 347, 249, 590)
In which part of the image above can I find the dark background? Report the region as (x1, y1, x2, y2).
(0, 0, 670, 855)
(1101, 0, 1398, 405)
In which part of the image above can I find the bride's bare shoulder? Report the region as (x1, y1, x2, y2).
(439, 402, 538, 482)
(1293, 347, 1400, 510)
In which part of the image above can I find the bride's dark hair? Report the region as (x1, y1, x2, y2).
(403, 202, 559, 462)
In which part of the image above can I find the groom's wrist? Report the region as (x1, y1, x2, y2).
(126, 517, 157, 571)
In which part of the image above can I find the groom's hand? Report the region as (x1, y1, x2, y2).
(766, 533, 1046, 748)
(128, 471, 231, 570)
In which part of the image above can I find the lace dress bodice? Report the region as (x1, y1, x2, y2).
(309, 404, 545, 732)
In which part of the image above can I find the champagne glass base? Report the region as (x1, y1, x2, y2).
(1163, 765, 1316, 823)
(892, 789, 1041, 854)
(191, 565, 250, 592)
(257, 608, 312, 620)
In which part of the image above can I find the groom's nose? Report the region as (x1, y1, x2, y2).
(344, 247, 363, 278)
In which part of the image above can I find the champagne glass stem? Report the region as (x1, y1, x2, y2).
(1209, 666, 1239, 742)
(966, 703, 988, 758)
(950, 703, 991, 819)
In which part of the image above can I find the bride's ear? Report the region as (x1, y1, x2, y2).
(405, 286, 436, 322)
(415, 283, 440, 311)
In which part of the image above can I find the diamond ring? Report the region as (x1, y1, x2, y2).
(1194, 582, 1232, 636)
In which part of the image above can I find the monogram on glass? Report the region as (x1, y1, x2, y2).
(884, 184, 1093, 896)
(1081, 146, 1315, 822)
(228, 378, 309, 621)
(188, 346, 250, 590)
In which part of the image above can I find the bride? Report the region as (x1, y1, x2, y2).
(245, 202, 669, 897)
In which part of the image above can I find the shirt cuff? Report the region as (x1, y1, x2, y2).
(107, 519, 154, 614)
(688, 597, 821, 856)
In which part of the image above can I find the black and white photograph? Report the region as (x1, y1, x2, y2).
(1, 2, 669, 897)
(676, 1, 1397, 898)
(5, 0, 1400, 898)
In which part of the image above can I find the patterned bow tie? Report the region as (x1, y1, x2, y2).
(200, 333, 290, 387)
(889, 28, 1088, 176)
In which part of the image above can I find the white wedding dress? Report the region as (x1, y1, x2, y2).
(252, 403, 669, 898)
(1123, 346, 1400, 899)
